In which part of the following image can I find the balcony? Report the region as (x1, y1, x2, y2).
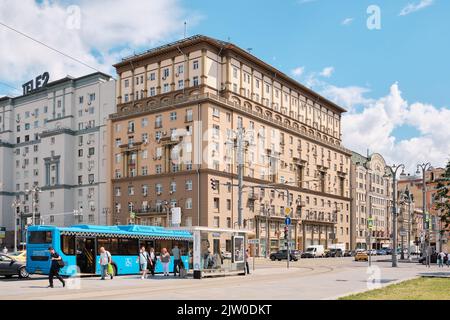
(134, 208, 166, 216)
(248, 193, 259, 201)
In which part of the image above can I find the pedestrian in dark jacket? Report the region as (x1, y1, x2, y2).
(48, 247, 65, 288)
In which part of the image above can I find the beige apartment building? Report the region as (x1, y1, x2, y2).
(350, 152, 392, 250)
(108, 35, 352, 255)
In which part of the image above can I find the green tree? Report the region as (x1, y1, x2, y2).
(434, 160, 450, 230)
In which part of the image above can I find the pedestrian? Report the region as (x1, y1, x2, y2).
(48, 247, 65, 288)
(245, 249, 250, 275)
(160, 248, 171, 276)
(438, 251, 446, 268)
(447, 252, 450, 268)
(138, 246, 150, 279)
(99, 246, 113, 280)
(2, 246, 7, 254)
(148, 247, 156, 276)
(172, 245, 181, 276)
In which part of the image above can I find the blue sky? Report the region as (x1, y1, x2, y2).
(186, 0, 449, 108)
(0, 0, 448, 170)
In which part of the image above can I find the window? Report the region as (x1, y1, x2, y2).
(163, 83, 170, 92)
(178, 80, 184, 89)
(124, 79, 129, 88)
(213, 216, 220, 227)
(170, 112, 177, 121)
(193, 60, 199, 70)
(88, 147, 95, 156)
(177, 64, 184, 74)
(163, 68, 169, 78)
(150, 73, 156, 81)
(193, 76, 199, 86)
(29, 231, 52, 244)
(213, 198, 220, 210)
(185, 198, 192, 209)
(78, 149, 83, 157)
(185, 180, 193, 191)
(88, 174, 94, 184)
(150, 87, 156, 96)
(61, 235, 75, 255)
(233, 68, 238, 78)
(128, 186, 135, 196)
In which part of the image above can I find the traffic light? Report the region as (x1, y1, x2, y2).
(210, 179, 217, 190)
(284, 226, 289, 240)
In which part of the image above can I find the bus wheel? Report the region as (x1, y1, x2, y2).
(111, 264, 118, 277)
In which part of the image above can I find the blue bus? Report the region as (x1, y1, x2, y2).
(26, 225, 192, 277)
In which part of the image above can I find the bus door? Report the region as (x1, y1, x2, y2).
(76, 237, 96, 274)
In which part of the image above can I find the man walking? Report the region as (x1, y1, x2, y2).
(438, 251, 446, 268)
(172, 245, 181, 277)
(245, 249, 250, 275)
(48, 247, 65, 288)
(138, 246, 150, 279)
(99, 247, 113, 280)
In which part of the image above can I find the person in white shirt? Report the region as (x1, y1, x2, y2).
(99, 247, 113, 280)
(138, 246, 150, 279)
(2, 247, 7, 254)
(438, 251, 446, 268)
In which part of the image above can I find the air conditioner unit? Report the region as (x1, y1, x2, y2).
(157, 192, 162, 196)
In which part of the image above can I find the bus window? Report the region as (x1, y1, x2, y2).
(119, 238, 138, 255)
(29, 231, 52, 244)
(110, 238, 120, 255)
(97, 237, 111, 254)
(61, 235, 75, 255)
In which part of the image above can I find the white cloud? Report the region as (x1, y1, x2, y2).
(341, 18, 354, 26)
(330, 83, 450, 172)
(0, 0, 200, 95)
(399, 0, 434, 16)
(319, 66, 335, 78)
(291, 66, 305, 77)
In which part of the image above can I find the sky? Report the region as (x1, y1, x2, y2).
(0, 0, 449, 173)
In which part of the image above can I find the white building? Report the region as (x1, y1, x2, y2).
(0, 72, 115, 247)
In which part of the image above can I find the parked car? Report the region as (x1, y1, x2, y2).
(376, 249, 387, 256)
(0, 254, 29, 278)
(343, 250, 354, 257)
(354, 251, 369, 262)
(301, 245, 325, 258)
(270, 250, 301, 261)
(326, 248, 343, 258)
(368, 249, 377, 256)
(384, 248, 393, 255)
(8, 250, 26, 262)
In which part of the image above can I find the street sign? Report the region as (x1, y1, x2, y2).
(248, 239, 260, 245)
(171, 207, 181, 225)
(368, 217, 374, 230)
(285, 217, 291, 225)
(399, 231, 407, 237)
(284, 207, 292, 216)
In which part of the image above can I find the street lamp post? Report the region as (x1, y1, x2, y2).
(384, 164, 405, 268)
(416, 163, 432, 267)
(11, 199, 21, 253)
(25, 186, 41, 225)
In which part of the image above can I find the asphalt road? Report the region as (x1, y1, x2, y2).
(1, 256, 448, 300)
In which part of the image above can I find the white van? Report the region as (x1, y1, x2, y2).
(302, 245, 325, 258)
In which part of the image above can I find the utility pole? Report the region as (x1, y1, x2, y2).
(385, 164, 405, 268)
(11, 199, 21, 253)
(417, 163, 432, 267)
(286, 187, 291, 270)
(237, 126, 244, 229)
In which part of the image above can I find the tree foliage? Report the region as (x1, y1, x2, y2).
(434, 160, 450, 230)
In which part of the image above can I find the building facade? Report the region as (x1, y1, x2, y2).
(399, 168, 449, 253)
(109, 35, 352, 255)
(0, 73, 115, 247)
(350, 152, 392, 250)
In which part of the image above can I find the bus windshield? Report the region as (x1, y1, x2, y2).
(28, 231, 53, 244)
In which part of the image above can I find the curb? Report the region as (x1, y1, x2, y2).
(325, 275, 420, 300)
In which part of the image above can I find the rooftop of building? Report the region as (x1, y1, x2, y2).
(114, 34, 347, 114)
(0, 72, 112, 104)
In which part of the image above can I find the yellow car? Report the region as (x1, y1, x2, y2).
(354, 251, 368, 262)
(9, 250, 26, 262)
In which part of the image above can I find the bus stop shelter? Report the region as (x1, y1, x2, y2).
(168, 226, 251, 279)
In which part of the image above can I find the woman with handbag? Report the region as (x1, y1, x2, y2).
(160, 248, 171, 276)
(48, 247, 65, 288)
